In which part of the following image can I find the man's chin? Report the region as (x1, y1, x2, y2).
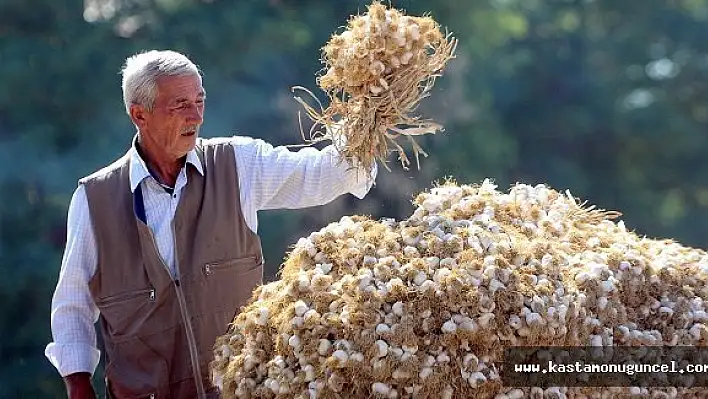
(179, 132, 199, 151)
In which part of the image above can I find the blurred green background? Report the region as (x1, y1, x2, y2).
(2, 0, 708, 396)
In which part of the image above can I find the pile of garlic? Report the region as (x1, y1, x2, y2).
(211, 179, 708, 398)
(293, 1, 456, 174)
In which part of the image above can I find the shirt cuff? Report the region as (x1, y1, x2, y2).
(349, 161, 378, 199)
(45, 342, 101, 377)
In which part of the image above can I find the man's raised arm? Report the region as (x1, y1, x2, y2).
(230, 136, 377, 231)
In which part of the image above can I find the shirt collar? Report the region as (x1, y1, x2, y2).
(128, 134, 204, 193)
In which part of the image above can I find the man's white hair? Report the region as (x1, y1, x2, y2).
(121, 50, 201, 114)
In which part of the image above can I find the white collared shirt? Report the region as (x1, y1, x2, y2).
(44, 135, 376, 377)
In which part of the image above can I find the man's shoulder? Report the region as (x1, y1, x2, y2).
(198, 136, 267, 159)
(198, 135, 259, 148)
(78, 152, 131, 186)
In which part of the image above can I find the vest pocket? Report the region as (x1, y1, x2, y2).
(197, 256, 264, 378)
(203, 256, 259, 277)
(105, 335, 168, 398)
(96, 287, 156, 337)
(99, 287, 155, 304)
(200, 256, 263, 312)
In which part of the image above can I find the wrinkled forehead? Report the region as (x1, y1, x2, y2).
(155, 74, 205, 102)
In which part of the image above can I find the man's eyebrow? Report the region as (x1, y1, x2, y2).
(173, 92, 205, 104)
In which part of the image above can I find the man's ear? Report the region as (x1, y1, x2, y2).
(129, 104, 149, 128)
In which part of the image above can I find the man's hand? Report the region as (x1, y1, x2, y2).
(64, 372, 96, 399)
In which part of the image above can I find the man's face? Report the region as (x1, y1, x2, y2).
(133, 74, 205, 159)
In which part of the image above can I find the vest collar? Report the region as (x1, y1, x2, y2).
(128, 134, 204, 193)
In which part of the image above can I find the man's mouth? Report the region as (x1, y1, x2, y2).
(181, 126, 198, 136)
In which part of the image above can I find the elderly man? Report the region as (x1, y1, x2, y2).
(45, 50, 377, 399)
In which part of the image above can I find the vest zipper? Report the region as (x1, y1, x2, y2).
(99, 288, 154, 305)
(145, 221, 207, 399)
(171, 221, 207, 399)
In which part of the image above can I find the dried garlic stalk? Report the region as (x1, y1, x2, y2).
(212, 179, 708, 398)
(292, 1, 457, 174)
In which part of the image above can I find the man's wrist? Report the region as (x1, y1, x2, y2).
(64, 372, 96, 399)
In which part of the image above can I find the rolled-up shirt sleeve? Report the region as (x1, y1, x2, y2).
(231, 136, 377, 233)
(44, 185, 101, 377)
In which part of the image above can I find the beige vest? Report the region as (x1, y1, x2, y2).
(79, 138, 263, 399)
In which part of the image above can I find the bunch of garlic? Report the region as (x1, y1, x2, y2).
(293, 1, 456, 174)
(319, 1, 443, 98)
(211, 179, 708, 398)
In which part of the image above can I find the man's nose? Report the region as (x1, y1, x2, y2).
(187, 105, 203, 124)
